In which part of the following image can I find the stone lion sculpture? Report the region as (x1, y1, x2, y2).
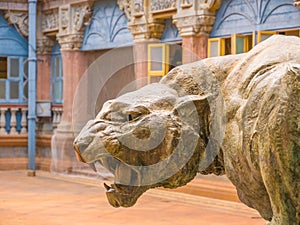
(74, 35, 300, 225)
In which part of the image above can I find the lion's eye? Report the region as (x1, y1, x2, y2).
(127, 113, 142, 122)
(125, 106, 150, 122)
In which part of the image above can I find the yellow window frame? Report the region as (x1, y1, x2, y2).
(257, 31, 277, 43)
(148, 43, 169, 83)
(208, 38, 225, 58)
(231, 34, 249, 54)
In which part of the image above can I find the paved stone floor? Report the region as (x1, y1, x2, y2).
(0, 170, 266, 225)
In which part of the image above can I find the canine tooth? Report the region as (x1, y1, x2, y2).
(104, 183, 111, 191)
(107, 188, 115, 193)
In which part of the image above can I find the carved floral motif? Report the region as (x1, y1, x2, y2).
(42, 10, 59, 32)
(4, 11, 28, 37)
(199, 0, 221, 11)
(117, 0, 132, 20)
(151, 0, 176, 12)
(73, 4, 92, 32)
(56, 3, 92, 50)
(133, 0, 144, 16)
(59, 6, 69, 34)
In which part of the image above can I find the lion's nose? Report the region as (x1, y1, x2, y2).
(73, 136, 92, 163)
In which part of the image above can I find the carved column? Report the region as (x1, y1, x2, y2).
(10, 108, 18, 135)
(118, 0, 165, 87)
(0, 108, 7, 135)
(56, 3, 92, 50)
(20, 108, 28, 134)
(48, 2, 92, 173)
(36, 37, 54, 102)
(173, 0, 221, 63)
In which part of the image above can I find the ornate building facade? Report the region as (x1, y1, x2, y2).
(0, 0, 299, 173)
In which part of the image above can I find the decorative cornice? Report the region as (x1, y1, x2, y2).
(4, 11, 28, 37)
(294, 0, 300, 10)
(132, 0, 144, 17)
(56, 2, 92, 50)
(57, 33, 85, 50)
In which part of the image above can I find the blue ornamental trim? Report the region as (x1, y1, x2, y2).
(211, 0, 300, 37)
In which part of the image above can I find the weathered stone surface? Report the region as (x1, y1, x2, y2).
(74, 35, 300, 225)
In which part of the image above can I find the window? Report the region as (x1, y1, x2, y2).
(147, 43, 182, 83)
(278, 29, 300, 37)
(231, 34, 251, 54)
(0, 57, 27, 103)
(148, 43, 169, 84)
(0, 57, 7, 79)
(208, 38, 225, 57)
(255, 31, 277, 46)
(51, 54, 63, 104)
(208, 31, 279, 57)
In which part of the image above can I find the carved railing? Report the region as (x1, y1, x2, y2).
(52, 105, 63, 130)
(0, 105, 63, 135)
(0, 105, 28, 135)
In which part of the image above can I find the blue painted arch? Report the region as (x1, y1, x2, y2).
(211, 0, 300, 37)
(82, 0, 134, 50)
(0, 12, 28, 56)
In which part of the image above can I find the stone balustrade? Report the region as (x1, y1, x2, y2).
(0, 106, 28, 135)
(0, 105, 63, 135)
(52, 106, 63, 130)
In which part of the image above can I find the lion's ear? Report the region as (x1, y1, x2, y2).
(173, 94, 211, 132)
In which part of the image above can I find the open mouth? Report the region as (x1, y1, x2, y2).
(89, 158, 148, 208)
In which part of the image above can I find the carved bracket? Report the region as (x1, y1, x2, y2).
(37, 36, 55, 54)
(4, 11, 28, 37)
(174, 0, 221, 36)
(57, 2, 92, 50)
(129, 20, 165, 40)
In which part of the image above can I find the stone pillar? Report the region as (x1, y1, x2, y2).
(36, 37, 54, 102)
(57, 50, 88, 133)
(173, 0, 221, 63)
(182, 35, 208, 64)
(133, 39, 161, 88)
(117, 0, 165, 87)
(51, 2, 92, 173)
(133, 41, 148, 88)
(51, 49, 89, 173)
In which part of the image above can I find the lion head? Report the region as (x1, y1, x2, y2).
(73, 83, 216, 207)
